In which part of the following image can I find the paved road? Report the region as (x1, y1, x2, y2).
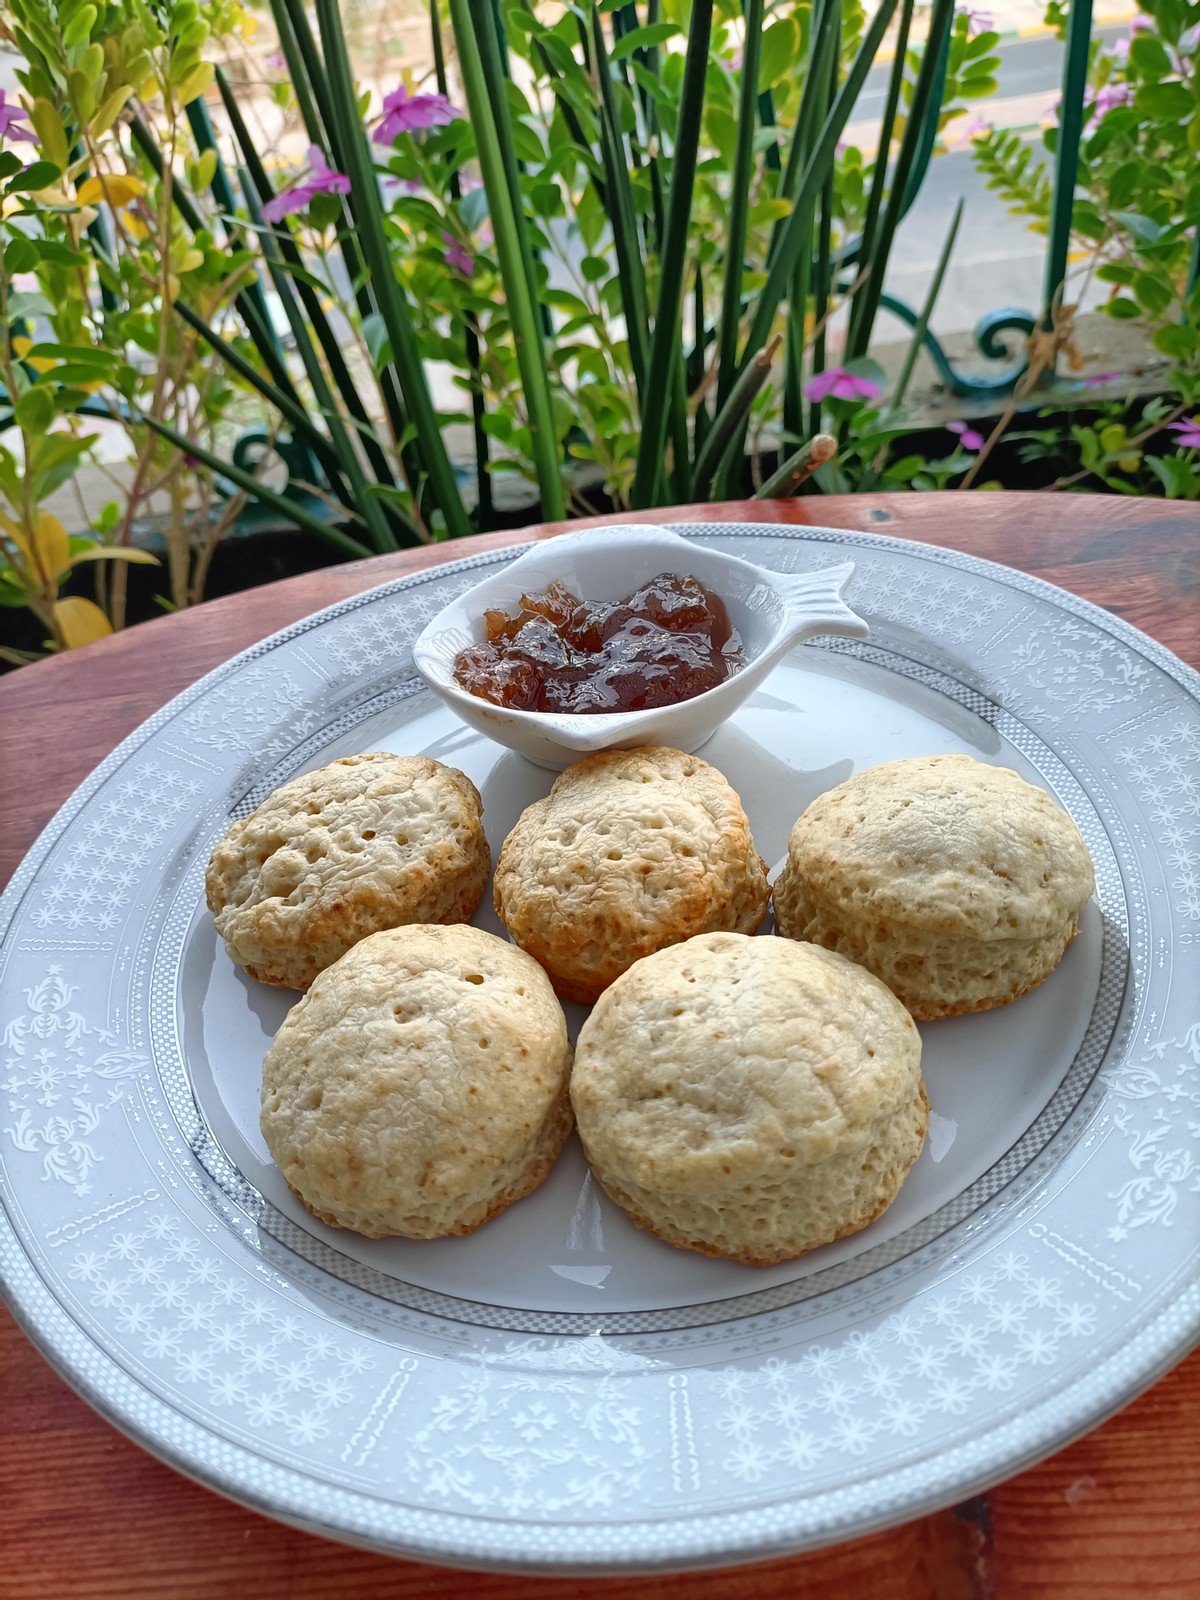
(879, 27, 1125, 339)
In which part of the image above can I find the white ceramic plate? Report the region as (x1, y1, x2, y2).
(2, 523, 1198, 1574)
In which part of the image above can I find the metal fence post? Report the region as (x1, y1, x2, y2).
(1043, 0, 1094, 332)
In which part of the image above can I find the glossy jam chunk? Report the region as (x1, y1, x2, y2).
(452, 573, 745, 714)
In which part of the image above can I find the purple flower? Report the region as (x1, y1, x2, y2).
(261, 147, 350, 223)
(0, 90, 36, 145)
(947, 419, 986, 451)
(958, 5, 994, 35)
(1169, 417, 1200, 449)
(805, 367, 881, 403)
(373, 85, 461, 145)
(1086, 82, 1134, 115)
(1084, 370, 1123, 388)
(441, 231, 473, 276)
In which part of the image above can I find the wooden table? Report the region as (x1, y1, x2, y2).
(2, 494, 1198, 1600)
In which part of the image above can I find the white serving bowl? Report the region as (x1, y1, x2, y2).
(412, 524, 870, 769)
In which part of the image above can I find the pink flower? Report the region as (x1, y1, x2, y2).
(1169, 417, 1200, 449)
(264, 52, 287, 68)
(0, 90, 35, 145)
(805, 367, 880, 403)
(965, 114, 992, 140)
(261, 147, 350, 223)
(947, 419, 986, 451)
(1084, 371, 1123, 388)
(373, 85, 461, 145)
(441, 231, 473, 276)
(1087, 82, 1134, 115)
(958, 6, 994, 34)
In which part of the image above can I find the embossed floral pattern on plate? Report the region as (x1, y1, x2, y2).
(1, 524, 1198, 1572)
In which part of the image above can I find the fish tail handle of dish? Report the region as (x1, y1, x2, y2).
(770, 561, 870, 646)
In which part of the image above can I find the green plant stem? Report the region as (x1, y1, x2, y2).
(846, 0, 954, 359)
(448, 0, 565, 519)
(736, 0, 899, 380)
(631, 0, 714, 508)
(844, 0, 914, 356)
(767, 0, 838, 273)
(267, 0, 325, 145)
(808, 15, 839, 441)
(430, 0, 493, 527)
(715, 0, 765, 413)
(216, 70, 408, 512)
(590, 2, 650, 396)
(139, 414, 374, 556)
(890, 197, 962, 409)
(753, 431, 837, 497)
(170, 298, 350, 499)
(315, 0, 474, 537)
(693, 334, 782, 495)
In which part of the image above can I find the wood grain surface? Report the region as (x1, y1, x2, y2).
(2, 494, 1198, 1599)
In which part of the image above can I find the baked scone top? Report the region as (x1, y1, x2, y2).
(573, 931, 922, 1172)
(206, 752, 489, 988)
(260, 924, 571, 1238)
(493, 746, 769, 1003)
(783, 754, 1094, 939)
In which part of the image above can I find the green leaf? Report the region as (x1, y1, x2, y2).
(580, 254, 609, 283)
(28, 99, 70, 170)
(92, 84, 134, 136)
(31, 239, 88, 267)
(5, 161, 62, 193)
(361, 311, 392, 367)
(1145, 452, 1200, 499)
(14, 385, 56, 432)
(1132, 271, 1173, 319)
(1136, 81, 1192, 121)
(1086, 105, 1139, 158)
(63, 3, 97, 49)
(610, 22, 680, 61)
(757, 18, 798, 91)
(25, 343, 117, 366)
(4, 237, 40, 274)
(1129, 33, 1172, 77)
(1113, 211, 1163, 245)
(1154, 323, 1200, 359)
(1105, 296, 1141, 320)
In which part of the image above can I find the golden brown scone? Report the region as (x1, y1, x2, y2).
(773, 754, 1095, 1020)
(571, 932, 927, 1265)
(261, 924, 572, 1238)
(206, 752, 490, 990)
(493, 746, 769, 1004)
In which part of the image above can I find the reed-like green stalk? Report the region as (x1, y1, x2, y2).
(631, 0, 714, 507)
(753, 431, 837, 497)
(255, 225, 399, 553)
(843, 0, 914, 356)
(734, 0, 899, 382)
(715, 0, 764, 412)
(139, 414, 375, 557)
(215, 69, 409, 517)
(693, 335, 781, 495)
(430, 0, 493, 526)
(891, 198, 963, 409)
(315, 0, 474, 537)
(808, 16, 839, 441)
(171, 297, 352, 504)
(845, 0, 954, 357)
(590, 2, 650, 397)
(448, 0, 565, 519)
